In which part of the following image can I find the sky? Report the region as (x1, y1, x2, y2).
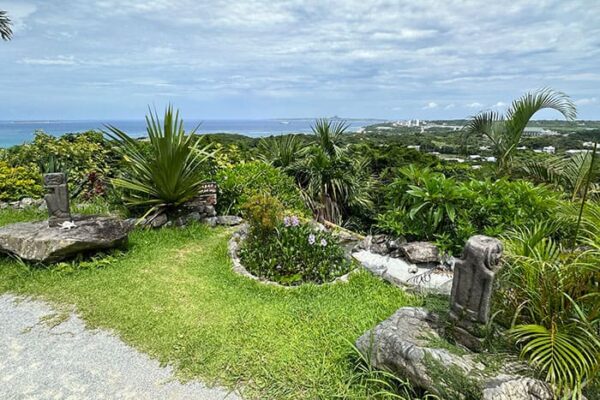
(0, 0, 599, 120)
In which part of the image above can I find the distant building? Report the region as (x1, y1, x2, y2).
(516, 146, 528, 150)
(583, 142, 598, 148)
(566, 149, 591, 155)
(485, 156, 497, 162)
(543, 146, 556, 154)
(407, 145, 421, 151)
(524, 127, 559, 136)
(469, 155, 481, 160)
(479, 146, 490, 151)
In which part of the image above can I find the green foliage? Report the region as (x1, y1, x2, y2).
(498, 221, 600, 398)
(4, 130, 115, 190)
(0, 161, 43, 200)
(215, 160, 307, 215)
(378, 167, 559, 252)
(0, 10, 12, 41)
(464, 88, 577, 175)
(240, 213, 353, 285)
(241, 193, 284, 235)
(105, 106, 213, 214)
(292, 119, 374, 224)
(257, 134, 302, 170)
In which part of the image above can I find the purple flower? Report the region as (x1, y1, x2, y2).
(320, 238, 328, 247)
(291, 216, 300, 226)
(283, 216, 291, 227)
(308, 234, 316, 245)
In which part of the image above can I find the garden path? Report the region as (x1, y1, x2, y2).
(0, 294, 240, 400)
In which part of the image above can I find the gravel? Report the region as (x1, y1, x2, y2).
(0, 294, 241, 400)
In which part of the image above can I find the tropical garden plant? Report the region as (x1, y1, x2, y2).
(105, 106, 213, 215)
(240, 194, 353, 285)
(499, 221, 600, 399)
(464, 88, 577, 175)
(291, 119, 374, 224)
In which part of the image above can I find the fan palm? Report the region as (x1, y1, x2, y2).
(293, 119, 373, 223)
(257, 134, 302, 170)
(0, 10, 12, 41)
(464, 88, 577, 175)
(104, 106, 213, 215)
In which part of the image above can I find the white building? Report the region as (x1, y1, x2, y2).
(485, 156, 497, 162)
(583, 142, 598, 148)
(407, 145, 421, 151)
(543, 146, 556, 154)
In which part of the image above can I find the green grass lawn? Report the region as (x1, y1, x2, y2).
(0, 208, 423, 399)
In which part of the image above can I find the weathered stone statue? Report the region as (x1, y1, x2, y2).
(449, 235, 503, 350)
(43, 173, 72, 227)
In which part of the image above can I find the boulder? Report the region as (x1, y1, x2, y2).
(399, 241, 440, 264)
(0, 216, 129, 263)
(356, 307, 553, 400)
(216, 215, 243, 226)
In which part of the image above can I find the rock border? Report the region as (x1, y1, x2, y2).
(228, 224, 356, 289)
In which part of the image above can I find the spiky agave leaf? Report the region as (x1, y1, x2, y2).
(104, 105, 213, 212)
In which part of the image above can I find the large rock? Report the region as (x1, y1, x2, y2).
(399, 241, 440, 264)
(356, 307, 553, 400)
(0, 217, 129, 263)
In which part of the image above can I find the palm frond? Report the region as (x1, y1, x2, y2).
(0, 10, 12, 41)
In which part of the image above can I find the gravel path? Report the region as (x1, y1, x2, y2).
(0, 294, 241, 400)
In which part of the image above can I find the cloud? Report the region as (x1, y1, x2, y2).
(575, 97, 598, 106)
(20, 55, 78, 65)
(467, 102, 484, 108)
(1, 0, 599, 119)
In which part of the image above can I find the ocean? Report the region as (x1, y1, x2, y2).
(0, 119, 381, 148)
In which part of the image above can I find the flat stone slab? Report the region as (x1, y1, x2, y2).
(0, 217, 129, 263)
(353, 250, 453, 294)
(0, 294, 240, 400)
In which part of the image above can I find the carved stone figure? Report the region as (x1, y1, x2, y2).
(449, 235, 503, 350)
(43, 173, 71, 227)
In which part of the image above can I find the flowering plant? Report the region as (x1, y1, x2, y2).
(240, 214, 353, 285)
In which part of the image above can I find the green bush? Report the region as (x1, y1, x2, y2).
(378, 166, 560, 252)
(215, 161, 307, 216)
(4, 130, 116, 187)
(240, 196, 353, 285)
(0, 161, 43, 201)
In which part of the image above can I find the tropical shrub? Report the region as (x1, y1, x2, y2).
(215, 161, 307, 216)
(4, 130, 116, 189)
(498, 223, 600, 399)
(378, 166, 560, 252)
(105, 106, 213, 215)
(291, 119, 374, 224)
(240, 195, 353, 285)
(0, 161, 43, 200)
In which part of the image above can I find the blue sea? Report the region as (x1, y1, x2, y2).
(0, 119, 382, 148)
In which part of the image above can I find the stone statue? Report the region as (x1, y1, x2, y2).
(43, 173, 72, 227)
(449, 235, 503, 350)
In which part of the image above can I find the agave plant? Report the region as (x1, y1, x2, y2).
(104, 106, 213, 215)
(0, 10, 11, 41)
(464, 88, 577, 175)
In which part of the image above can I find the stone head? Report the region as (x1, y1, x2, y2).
(43, 173, 66, 186)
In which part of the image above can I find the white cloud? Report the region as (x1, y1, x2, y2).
(493, 101, 507, 108)
(575, 97, 597, 105)
(467, 102, 483, 108)
(20, 55, 77, 65)
(444, 103, 455, 110)
(423, 102, 438, 109)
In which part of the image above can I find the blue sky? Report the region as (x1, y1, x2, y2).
(1, 0, 599, 120)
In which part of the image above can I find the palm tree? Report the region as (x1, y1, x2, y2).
(293, 119, 373, 224)
(0, 10, 12, 41)
(464, 88, 577, 175)
(257, 134, 302, 170)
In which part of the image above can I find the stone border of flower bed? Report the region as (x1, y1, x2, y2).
(228, 224, 357, 289)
